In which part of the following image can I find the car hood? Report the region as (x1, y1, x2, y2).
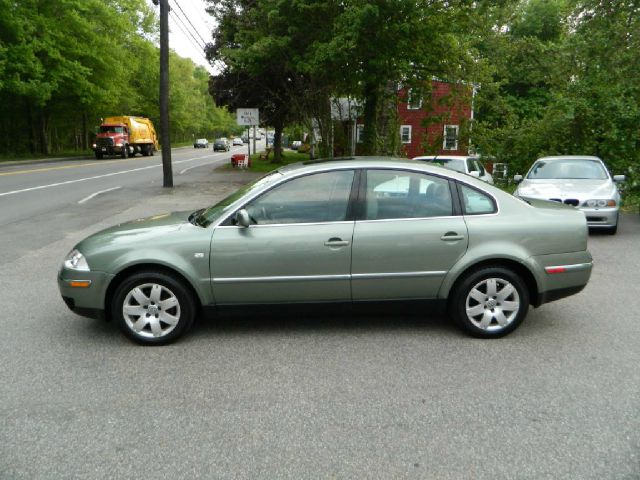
(76, 211, 193, 254)
(516, 179, 616, 200)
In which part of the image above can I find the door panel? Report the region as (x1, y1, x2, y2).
(352, 169, 468, 300)
(210, 223, 354, 304)
(351, 218, 468, 300)
(209, 169, 357, 305)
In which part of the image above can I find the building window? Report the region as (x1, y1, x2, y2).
(443, 125, 459, 150)
(407, 88, 423, 110)
(356, 124, 364, 143)
(400, 125, 412, 144)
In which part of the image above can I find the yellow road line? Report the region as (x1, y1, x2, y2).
(0, 158, 145, 177)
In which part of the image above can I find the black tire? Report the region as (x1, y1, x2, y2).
(449, 267, 530, 338)
(120, 144, 129, 158)
(95, 151, 103, 159)
(111, 271, 196, 345)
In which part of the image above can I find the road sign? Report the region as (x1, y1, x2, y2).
(236, 108, 259, 126)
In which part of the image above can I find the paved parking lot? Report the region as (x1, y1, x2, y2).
(1, 174, 638, 478)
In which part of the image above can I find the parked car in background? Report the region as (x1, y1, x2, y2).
(59, 157, 592, 345)
(193, 138, 208, 148)
(233, 137, 244, 146)
(413, 155, 494, 184)
(290, 140, 302, 150)
(213, 139, 230, 152)
(514, 155, 625, 234)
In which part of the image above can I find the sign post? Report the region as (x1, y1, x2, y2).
(237, 109, 259, 166)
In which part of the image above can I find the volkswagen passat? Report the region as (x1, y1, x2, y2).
(59, 158, 592, 345)
(514, 155, 625, 234)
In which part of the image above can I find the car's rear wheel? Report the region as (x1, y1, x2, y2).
(112, 271, 196, 345)
(450, 267, 529, 338)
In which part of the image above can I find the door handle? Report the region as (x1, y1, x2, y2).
(324, 237, 350, 247)
(440, 232, 465, 241)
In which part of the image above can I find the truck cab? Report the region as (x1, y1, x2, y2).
(93, 124, 130, 159)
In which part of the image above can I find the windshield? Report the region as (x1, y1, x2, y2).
(527, 159, 608, 180)
(419, 158, 466, 173)
(99, 126, 125, 134)
(196, 171, 283, 227)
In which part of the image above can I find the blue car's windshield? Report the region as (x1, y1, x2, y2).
(196, 171, 283, 227)
(527, 159, 608, 180)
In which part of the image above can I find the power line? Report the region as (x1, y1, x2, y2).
(166, 2, 226, 73)
(169, 8, 205, 50)
(171, 0, 209, 47)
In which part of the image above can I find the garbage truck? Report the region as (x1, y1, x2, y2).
(92, 116, 158, 159)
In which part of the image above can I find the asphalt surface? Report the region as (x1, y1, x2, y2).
(0, 154, 639, 479)
(0, 144, 256, 265)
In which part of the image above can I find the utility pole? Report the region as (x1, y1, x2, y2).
(156, 0, 173, 187)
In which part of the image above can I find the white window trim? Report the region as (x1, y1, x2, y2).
(407, 88, 423, 110)
(443, 124, 459, 151)
(356, 124, 364, 143)
(400, 125, 412, 144)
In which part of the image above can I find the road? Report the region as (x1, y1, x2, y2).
(0, 144, 257, 265)
(0, 154, 638, 479)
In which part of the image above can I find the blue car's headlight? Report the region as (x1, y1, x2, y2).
(63, 249, 90, 271)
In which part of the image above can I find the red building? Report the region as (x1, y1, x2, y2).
(397, 80, 473, 158)
(332, 80, 474, 158)
(352, 80, 474, 158)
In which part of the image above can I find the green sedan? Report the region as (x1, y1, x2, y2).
(59, 158, 593, 344)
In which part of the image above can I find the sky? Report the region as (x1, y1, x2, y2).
(148, 0, 216, 73)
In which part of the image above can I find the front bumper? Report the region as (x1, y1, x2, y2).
(579, 206, 618, 228)
(58, 267, 114, 320)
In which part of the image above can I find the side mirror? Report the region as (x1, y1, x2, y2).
(469, 171, 480, 178)
(513, 174, 523, 183)
(613, 174, 625, 182)
(235, 209, 251, 228)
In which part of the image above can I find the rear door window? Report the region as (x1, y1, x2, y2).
(365, 170, 453, 219)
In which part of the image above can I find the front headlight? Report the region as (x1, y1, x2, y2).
(63, 249, 90, 271)
(583, 199, 616, 208)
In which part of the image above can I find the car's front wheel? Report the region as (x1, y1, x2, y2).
(450, 267, 530, 338)
(112, 271, 196, 345)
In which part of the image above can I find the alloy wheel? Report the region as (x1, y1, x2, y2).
(465, 277, 520, 332)
(122, 283, 181, 339)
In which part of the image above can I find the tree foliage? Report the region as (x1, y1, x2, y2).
(471, 0, 639, 190)
(0, 0, 235, 155)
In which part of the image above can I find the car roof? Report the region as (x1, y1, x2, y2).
(275, 156, 493, 187)
(535, 155, 603, 162)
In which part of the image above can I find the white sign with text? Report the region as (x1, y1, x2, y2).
(236, 108, 259, 126)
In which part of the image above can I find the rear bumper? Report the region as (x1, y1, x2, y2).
(537, 285, 587, 305)
(527, 252, 593, 307)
